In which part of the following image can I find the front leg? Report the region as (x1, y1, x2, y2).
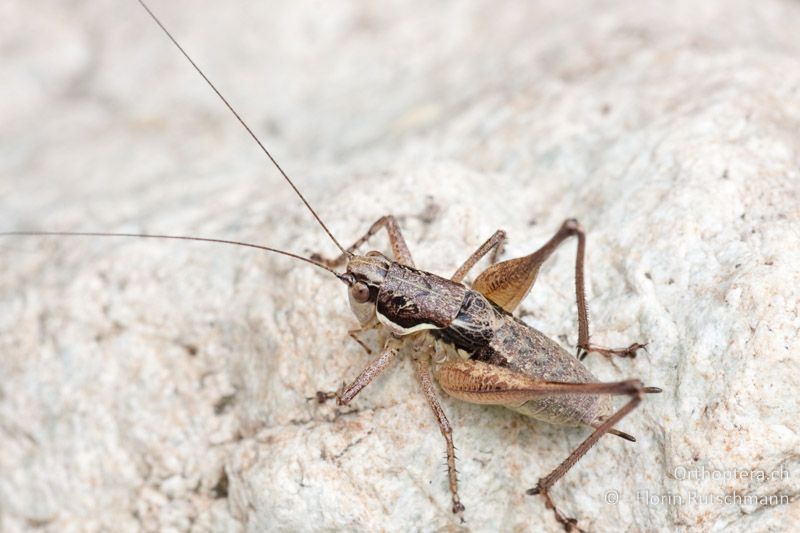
(315, 336, 402, 405)
(312, 215, 415, 267)
(347, 319, 381, 355)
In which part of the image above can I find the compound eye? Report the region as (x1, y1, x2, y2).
(351, 282, 371, 303)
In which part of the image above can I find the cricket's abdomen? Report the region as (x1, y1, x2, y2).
(472, 318, 611, 426)
(435, 289, 612, 427)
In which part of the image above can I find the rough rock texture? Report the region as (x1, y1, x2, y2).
(1, 0, 799, 532)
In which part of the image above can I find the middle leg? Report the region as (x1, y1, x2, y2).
(412, 353, 465, 517)
(451, 229, 506, 283)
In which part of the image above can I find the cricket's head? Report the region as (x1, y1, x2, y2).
(339, 251, 391, 325)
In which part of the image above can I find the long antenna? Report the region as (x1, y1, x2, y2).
(0, 231, 343, 278)
(136, 0, 347, 256)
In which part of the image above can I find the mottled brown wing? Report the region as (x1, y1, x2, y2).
(472, 254, 541, 313)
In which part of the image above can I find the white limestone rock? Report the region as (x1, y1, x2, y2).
(1, 0, 799, 532)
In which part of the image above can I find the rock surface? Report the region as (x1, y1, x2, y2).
(1, 0, 799, 531)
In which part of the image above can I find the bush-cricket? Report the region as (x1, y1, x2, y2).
(1, 1, 663, 531)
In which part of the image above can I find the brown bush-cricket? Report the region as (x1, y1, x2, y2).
(1, 1, 662, 531)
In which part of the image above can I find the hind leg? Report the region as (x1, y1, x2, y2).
(468, 219, 647, 360)
(433, 358, 661, 532)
